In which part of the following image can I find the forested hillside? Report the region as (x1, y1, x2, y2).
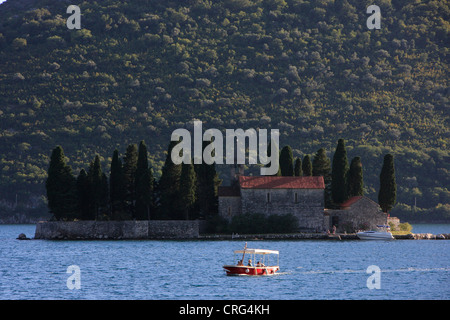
(0, 0, 448, 221)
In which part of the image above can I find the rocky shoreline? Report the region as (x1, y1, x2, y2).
(13, 220, 450, 240)
(199, 233, 450, 240)
(19, 231, 450, 241)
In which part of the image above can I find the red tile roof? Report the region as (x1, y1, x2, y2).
(238, 176, 325, 189)
(340, 196, 363, 208)
(339, 196, 380, 209)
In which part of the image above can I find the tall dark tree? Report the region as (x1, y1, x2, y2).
(179, 163, 197, 220)
(312, 148, 332, 208)
(378, 154, 397, 213)
(302, 155, 313, 176)
(312, 148, 331, 177)
(347, 156, 364, 197)
(294, 158, 303, 176)
(135, 141, 154, 220)
(76, 169, 91, 220)
(123, 144, 138, 217)
(279, 145, 294, 176)
(331, 139, 349, 204)
(109, 149, 126, 219)
(195, 141, 221, 219)
(45, 146, 77, 220)
(158, 140, 181, 219)
(99, 172, 109, 218)
(87, 155, 106, 220)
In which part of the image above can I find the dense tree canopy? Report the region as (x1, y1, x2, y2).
(0, 0, 448, 221)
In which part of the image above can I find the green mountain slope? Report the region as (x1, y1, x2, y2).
(0, 0, 448, 221)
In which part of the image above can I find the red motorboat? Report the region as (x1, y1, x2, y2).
(223, 243, 280, 276)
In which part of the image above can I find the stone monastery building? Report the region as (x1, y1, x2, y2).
(218, 170, 388, 232)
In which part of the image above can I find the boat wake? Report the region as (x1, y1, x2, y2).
(272, 271, 291, 276)
(296, 267, 450, 275)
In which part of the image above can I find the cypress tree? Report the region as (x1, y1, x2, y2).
(179, 163, 197, 220)
(135, 141, 154, 220)
(76, 169, 91, 220)
(331, 139, 349, 204)
(195, 141, 221, 219)
(312, 148, 331, 177)
(347, 156, 364, 197)
(109, 149, 126, 219)
(294, 158, 303, 176)
(302, 155, 312, 176)
(378, 154, 397, 213)
(87, 155, 104, 220)
(123, 144, 138, 217)
(158, 140, 182, 219)
(99, 172, 109, 218)
(279, 145, 294, 176)
(45, 146, 77, 220)
(312, 148, 332, 208)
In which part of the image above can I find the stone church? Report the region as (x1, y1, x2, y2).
(218, 168, 326, 232)
(218, 166, 389, 233)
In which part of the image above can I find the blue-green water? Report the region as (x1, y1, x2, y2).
(0, 224, 448, 300)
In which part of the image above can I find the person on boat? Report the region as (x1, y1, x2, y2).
(248, 259, 252, 267)
(237, 260, 243, 266)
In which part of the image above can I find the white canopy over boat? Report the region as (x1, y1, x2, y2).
(233, 249, 279, 255)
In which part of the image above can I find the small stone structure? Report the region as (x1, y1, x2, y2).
(34, 220, 200, 240)
(325, 196, 388, 232)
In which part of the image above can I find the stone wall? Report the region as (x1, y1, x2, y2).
(34, 220, 200, 240)
(147, 220, 200, 239)
(240, 188, 324, 232)
(218, 196, 242, 222)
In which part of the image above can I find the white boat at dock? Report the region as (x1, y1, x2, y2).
(357, 225, 394, 240)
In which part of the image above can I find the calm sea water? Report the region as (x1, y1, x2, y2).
(0, 224, 448, 300)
